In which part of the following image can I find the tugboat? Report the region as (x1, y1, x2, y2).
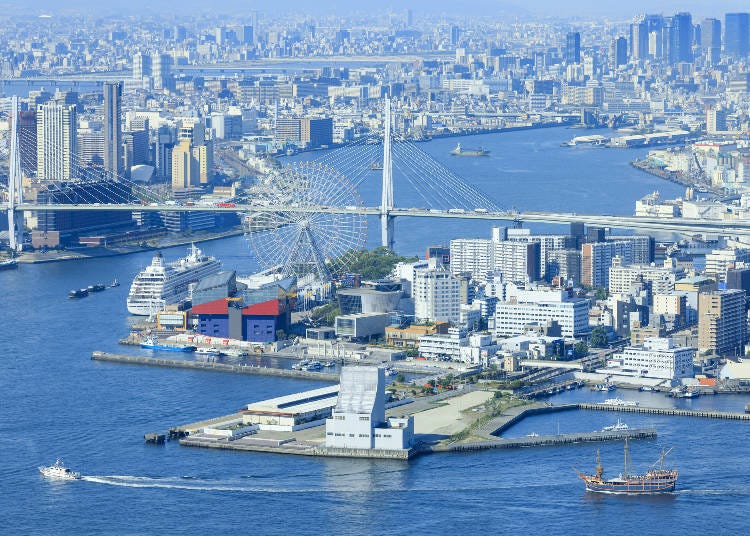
(109, 279, 120, 288)
(577, 439, 678, 494)
(39, 459, 81, 481)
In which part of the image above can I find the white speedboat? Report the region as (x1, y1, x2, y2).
(602, 418, 629, 432)
(196, 347, 221, 356)
(602, 398, 639, 407)
(39, 459, 81, 481)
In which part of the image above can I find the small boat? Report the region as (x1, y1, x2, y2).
(322, 361, 335, 367)
(222, 348, 250, 358)
(109, 279, 120, 288)
(39, 459, 81, 481)
(303, 361, 323, 371)
(577, 440, 678, 494)
(89, 283, 106, 293)
(0, 259, 18, 270)
(292, 360, 310, 370)
(595, 383, 616, 392)
(196, 347, 221, 356)
(526, 432, 540, 438)
(639, 386, 654, 392)
(601, 418, 629, 432)
(449, 143, 490, 157)
(69, 288, 89, 299)
(141, 337, 196, 352)
(672, 388, 700, 399)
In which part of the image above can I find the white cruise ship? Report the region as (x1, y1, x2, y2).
(127, 244, 221, 316)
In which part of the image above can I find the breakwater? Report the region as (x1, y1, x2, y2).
(435, 427, 657, 453)
(91, 351, 338, 381)
(578, 402, 750, 420)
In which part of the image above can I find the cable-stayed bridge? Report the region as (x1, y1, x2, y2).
(3, 96, 749, 281)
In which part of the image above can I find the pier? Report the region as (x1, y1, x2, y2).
(578, 402, 750, 421)
(91, 351, 339, 381)
(434, 428, 657, 453)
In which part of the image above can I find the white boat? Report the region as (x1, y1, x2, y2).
(602, 398, 639, 407)
(196, 347, 221, 356)
(222, 348, 250, 358)
(127, 244, 221, 315)
(602, 418, 629, 432)
(303, 361, 323, 371)
(292, 360, 310, 370)
(38, 459, 81, 481)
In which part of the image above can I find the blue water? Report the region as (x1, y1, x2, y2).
(4, 127, 747, 534)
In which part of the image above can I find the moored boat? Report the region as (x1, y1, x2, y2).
(601, 418, 629, 432)
(195, 346, 221, 356)
(602, 398, 639, 407)
(577, 440, 677, 494)
(141, 336, 196, 352)
(38, 459, 81, 481)
(0, 259, 18, 270)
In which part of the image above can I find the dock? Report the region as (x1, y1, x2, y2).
(91, 351, 339, 381)
(578, 402, 750, 421)
(433, 428, 657, 453)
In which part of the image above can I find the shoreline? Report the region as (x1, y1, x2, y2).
(15, 227, 246, 265)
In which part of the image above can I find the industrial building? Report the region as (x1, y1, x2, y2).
(325, 367, 414, 451)
(241, 385, 340, 431)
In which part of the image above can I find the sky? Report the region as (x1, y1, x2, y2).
(19, 0, 750, 20)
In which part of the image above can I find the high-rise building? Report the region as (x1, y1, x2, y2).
(706, 106, 727, 133)
(565, 31, 581, 64)
(103, 82, 122, 177)
(171, 140, 199, 190)
(132, 52, 151, 80)
(725, 13, 750, 58)
(698, 289, 747, 356)
(582, 241, 634, 288)
(701, 18, 721, 64)
(668, 12, 693, 64)
(15, 110, 37, 172)
(36, 102, 77, 182)
(611, 37, 628, 69)
(413, 261, 460, 323)
(301, 118, 333, 148)
(450, 25, 460, 47)
(495, 288, 590, 338)
(152, 54, 173, 90)
(630, 19, 649, 60)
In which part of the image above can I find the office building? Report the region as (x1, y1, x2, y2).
(566, 32, 581, 64)
(611, 37, 628, 68)
(495, 288, 590, 338)
(725, 13, 750, 58)
(36, 102, 77, 182)
(608, 257, 679, 296)
(547, 249, 582, 285)
(704, 248, 750, 283)
(701, 18, 721, 63)
(171, 140, 199, 190)
(15, 110, 37, 172)
(132, 52, 151, 80)
(668, 12, 693, 64)
(103, 82, 122, 177)
(630, 18, 649, 60)
(152, 53, 173, 90)
(698, 289, 747, 356)
(507, 228, 568, 279)
(611, 337, 694, 380)
(449, 238, 493, 280)
(301, 117, 333, 148)
(706, 107, 727, 133)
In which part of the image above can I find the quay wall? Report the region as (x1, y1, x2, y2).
(91, 351, 338, 382)
(578, 403, 750, 421)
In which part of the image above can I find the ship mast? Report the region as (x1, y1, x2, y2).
(595, 450, 603, 478)
(624, 437, 630, 477)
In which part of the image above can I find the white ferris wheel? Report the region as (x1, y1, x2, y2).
(244, 161, 367, 284)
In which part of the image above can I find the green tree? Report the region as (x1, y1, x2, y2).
(573, 341, 589, 358)
(342, 247, 419, 280)
(594, 286, 608, 300)
(590, 326, 608, 348)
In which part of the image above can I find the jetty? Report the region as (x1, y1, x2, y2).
(91, 351, 338, 381)
(433, 428, 656, 453)
(578, 402, 750, 421)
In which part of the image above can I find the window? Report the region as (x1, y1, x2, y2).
(359, 416, 370, 421)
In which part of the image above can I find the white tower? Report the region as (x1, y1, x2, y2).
(380, 98, 394, 250)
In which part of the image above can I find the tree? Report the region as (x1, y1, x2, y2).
(594, 286, 608, 301)
(342, 247, 419, 280)
(573, 341, 589, 358)
(590, 326, 608, 348)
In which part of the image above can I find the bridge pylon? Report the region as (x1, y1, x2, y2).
(380, 97, 394, 250)
(7, 95, 23, 253)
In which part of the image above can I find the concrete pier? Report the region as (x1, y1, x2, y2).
(578, 402, 750, 421)
(91, 351, 339, 381)
(434, 427, 657, 453)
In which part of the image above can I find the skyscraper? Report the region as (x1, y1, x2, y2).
(132, 52, 151, 80)
(701, 18, 721, 64)
(103, 82, 122, 177)
(611, 36, 628, 69)
(725, 13, 750, 58)
(36, 102, 77, 182)
(566, 31, 581, 64)
(630, 18, 649, 60)
(698, 289, 746, 356)
(669, 12, 693, 64)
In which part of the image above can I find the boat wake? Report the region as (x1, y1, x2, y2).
(81, 475, 319, 493)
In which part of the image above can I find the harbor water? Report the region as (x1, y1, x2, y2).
(3, 127, 748, 534)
